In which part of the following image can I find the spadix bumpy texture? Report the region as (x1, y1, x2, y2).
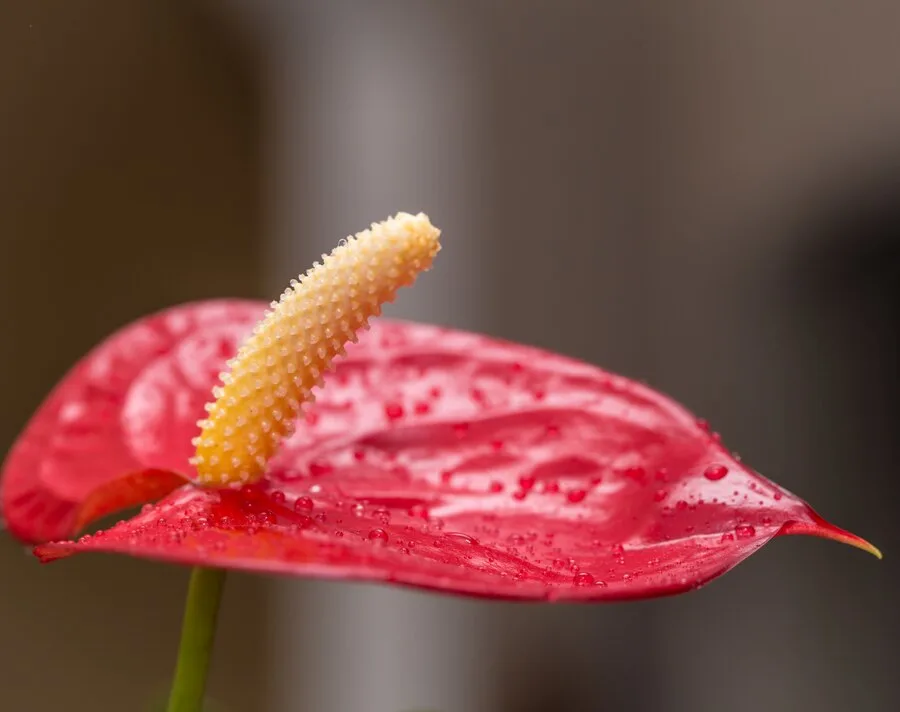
(190, 212, 441, 485)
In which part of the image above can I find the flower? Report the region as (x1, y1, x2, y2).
(1, 218, 879, 602)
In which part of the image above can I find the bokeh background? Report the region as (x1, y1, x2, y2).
(1, 2, 899, 711)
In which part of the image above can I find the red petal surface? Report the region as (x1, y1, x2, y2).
(5, 302, 877, 601)
(1, 300, 262, 542)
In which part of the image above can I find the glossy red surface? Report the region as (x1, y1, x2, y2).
(2, 301, 878, 601)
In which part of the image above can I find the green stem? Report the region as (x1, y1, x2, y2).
(166, 567, 227, 712)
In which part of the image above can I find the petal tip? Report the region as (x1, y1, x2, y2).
(842, 534, 882, 560)
(782, 517, 882, 560)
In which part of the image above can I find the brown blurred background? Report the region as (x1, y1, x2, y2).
(1, 2, 898, 711)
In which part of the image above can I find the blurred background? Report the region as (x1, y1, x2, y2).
(1, 1, 898, 711)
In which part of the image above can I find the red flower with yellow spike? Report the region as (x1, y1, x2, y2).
(0, 212, 879, 711)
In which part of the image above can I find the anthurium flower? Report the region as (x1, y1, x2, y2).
(1, 213, 878, 604)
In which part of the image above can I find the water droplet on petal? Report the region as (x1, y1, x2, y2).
(384, 403, 404, 421)
(703, 464, 728, 481)
(735, 524, 756, 539)
(573, 572, 594, 586)
(566, 489, 587, 503)
(270, 490, 286, 504)
(368, 528, 389, 543)
(294, 496, 313, 512)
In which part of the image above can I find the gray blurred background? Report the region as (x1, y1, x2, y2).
(1, 2, 898, 711)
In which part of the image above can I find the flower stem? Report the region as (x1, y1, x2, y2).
(166, 567, 227, 712)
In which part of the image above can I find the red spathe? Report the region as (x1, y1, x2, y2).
(1, 301, 878, 601)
